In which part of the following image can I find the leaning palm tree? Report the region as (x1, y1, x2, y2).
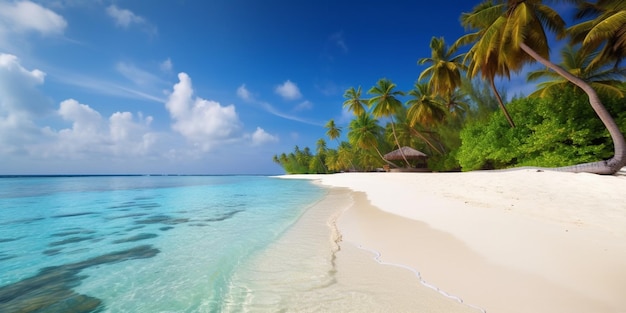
(459, 0, 625, 174)
(343, 86, 369, 116)
(368, 78, 410, 166)
(568, 0, 626, 70)
(348, 113, 397, 167)
(393, 107, 445, 156)
(404, 83, 447, 154)
(418, 36, 465, 100)
(527, 44, 626, 98)
(454, 0, 518, 128)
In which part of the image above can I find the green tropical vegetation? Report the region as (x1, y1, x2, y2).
(273, 0, 626, 175)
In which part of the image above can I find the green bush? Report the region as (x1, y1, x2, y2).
(457, 87, 623, 171)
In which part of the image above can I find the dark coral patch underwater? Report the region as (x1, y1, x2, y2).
(112, 233, 158, 244)
(49, 236, 95, 247)
(135, 215, 189, 225)
(0, 245, 160, 313)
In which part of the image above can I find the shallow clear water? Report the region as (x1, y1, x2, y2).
(0, 175, 326, 312)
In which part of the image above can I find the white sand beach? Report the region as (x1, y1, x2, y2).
(283, 169, 626, 313)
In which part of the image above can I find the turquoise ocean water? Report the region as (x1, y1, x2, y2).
(0, 175, 326, 312)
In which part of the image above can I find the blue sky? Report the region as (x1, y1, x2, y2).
(0, 0, 573, 175)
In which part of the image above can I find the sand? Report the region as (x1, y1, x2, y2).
(283, 169, 626, 313)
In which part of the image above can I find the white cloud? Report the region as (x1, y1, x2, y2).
(251, 127, 278, 146)
(108, 111, 155, 155)
(53, 99, 157, 158)
(106, 5, 157, 35)
(58, 99, 103, 133)
(0, 112, 41, 155)
(0, 53, 50, 155)
(0, 53, 49, 117)
(0, 1, 67, 35)
(0, 53, 162, 162)
(0, 53, 45, 82)
(237, 84, 253, 102)
(275, 80, 302, 100)
(106, 5, 145, 28)
(166, 73, 242, 150)
(160, 58, 173, 72)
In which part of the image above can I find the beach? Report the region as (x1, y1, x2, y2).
(282, 169, 626, 313)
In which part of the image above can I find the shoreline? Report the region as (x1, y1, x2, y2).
(282, 170, 626, 312)
(228, 185, 477, 312)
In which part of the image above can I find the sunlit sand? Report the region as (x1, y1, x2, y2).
(282, 169, 626, 312)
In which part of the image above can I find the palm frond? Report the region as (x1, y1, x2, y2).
(591, 81, 626, 98)
(535, 3, 567, 38)
(584, 10, 626, 47)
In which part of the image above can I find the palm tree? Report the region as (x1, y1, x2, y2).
(568, 0, 626, 70)
(454, 0, 521, 128)
(406, 82, 447, 128)
(325, 119, 342, 144)
(315, 138, 329, 172)
(348, 113, 397, 167)
(278, 153, 292, 173)
(404, 83, 447, 154)
(459, 0, 625, 174)
(368, 78, 410, 166)
(418, 37, 465, 99)
(325, 119, 355, 170)
(316, 138, 327, 155)
(527, 44, 626, 98)
(442, 89, 471, 118)
(337, 142, 355, 171)
(393, 107, 444, 156)
(389, 107, 417, 149)
(343, 86, 369, 116)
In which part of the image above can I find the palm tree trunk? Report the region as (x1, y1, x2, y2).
(318, 155, 328, 173)
(409, 128, 443, 155)
(490, 79, 516, 128)
(373, 146, 400, 168)
(520, 42, 626, 175)
(390, 120, 411, 167)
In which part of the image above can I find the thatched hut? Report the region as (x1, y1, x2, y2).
(383, 146, 429, 172)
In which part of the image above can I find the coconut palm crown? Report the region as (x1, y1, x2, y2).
(527, 44, 626, 98)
